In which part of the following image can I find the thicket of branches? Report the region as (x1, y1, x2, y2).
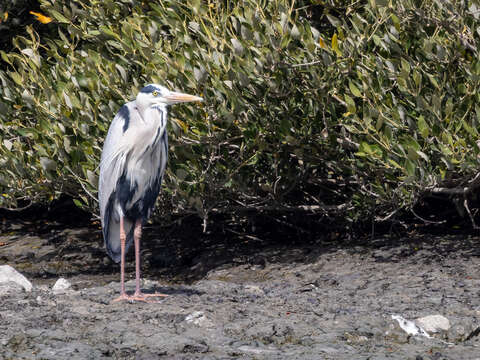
(0, 0, 479, 228)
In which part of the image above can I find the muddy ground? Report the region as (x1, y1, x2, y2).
(1, 214, 480, 359)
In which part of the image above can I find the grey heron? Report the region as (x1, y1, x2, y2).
(98, 84, 202, 302)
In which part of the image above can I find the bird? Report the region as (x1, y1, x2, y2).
(98, 84, 202, 302)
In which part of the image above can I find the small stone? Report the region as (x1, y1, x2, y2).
(447, 319, 476, 342)
(184, 311, 213, 328)
(344, 331, 370, 344)
(386, 318, 412, 343)
(52, 277, 71, 294)
(36, 284, 50, 292)
(244, 285, 265, 296)
(391, 315, 430, 338)
(182, 341, 209, 353)
(237, 344, 279, 355)
(415, 315, 450, 334)
(0, 265, 32, 292)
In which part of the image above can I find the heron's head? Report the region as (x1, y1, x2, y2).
(136, 84, 203, 110)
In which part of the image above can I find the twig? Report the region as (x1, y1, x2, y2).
(290, 60, 323, 68)
(464, 198, 479, 229)
(429, 173, 480, 196)
(375, 207, 401, 222)
(209, 202, 351, 214)
(0, 199, 33, 212)
(411, 208, 446, 225)
(427, 173, 480, 228)
(429, 187, 468, 195)
(65, 166, 98, 203)
(226, 228, 263, 242)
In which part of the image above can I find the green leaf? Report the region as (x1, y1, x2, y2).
(49, 9, 70, 23)
(344, 94, 356, 113)
(405, 159, 416, 177)
(349, 81, 362, 97)
(427, 74, 440, 89)
(326, 14, 341, 27)
(417, 116, 429, 138)
(387, 158, 402, 169)
(10, 72, 22, 86)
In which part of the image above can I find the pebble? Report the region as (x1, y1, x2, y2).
(391, 315, 430, 338)
(52, 278, 72, 294)
(184, 311, 213, 328)
(0, 265, 32, 292)
(415, 315, 451, 334)
(244, 284, 265, 295)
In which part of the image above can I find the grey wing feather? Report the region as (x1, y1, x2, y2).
(99, 101, 138, 262)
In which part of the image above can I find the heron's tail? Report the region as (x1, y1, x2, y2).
(102, 200, 134, 263)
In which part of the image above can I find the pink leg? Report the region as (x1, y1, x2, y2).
(113, 216, 129, 302)
(133, 219, 142, 296)
(130, 219, 168, 302)
(113, 218, 167, 303)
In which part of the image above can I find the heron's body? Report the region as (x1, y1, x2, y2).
(99, 101, 168, 262)
(98, 84, 202, 302)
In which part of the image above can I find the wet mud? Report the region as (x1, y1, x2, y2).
(1, 217, 480, 359)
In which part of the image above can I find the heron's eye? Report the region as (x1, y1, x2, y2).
(152, 90, 158, 97)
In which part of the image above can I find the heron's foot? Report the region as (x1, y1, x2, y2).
(112, 293, 132, 303)
(133, 291, 168, 302)
(112, 292, 168, 303)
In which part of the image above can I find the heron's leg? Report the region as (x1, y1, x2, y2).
(133, 219, 142, 296)
(119, 216, 127, 295)
(127, 219, 168, 302)
(113, 216, 129, 302)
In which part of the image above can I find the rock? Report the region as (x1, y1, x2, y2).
(0, 281, 26, 297)
(182, 341, 209, 353)
(184, 311, 213, 328)
(447, 319, 477, 342)
(237, 345, 279, 355)
(0, 265, 32, 292)
(343, 331, 370, 344)
(232, 341, 280, 355)
(244, 284, 265, 296)
(36, 295, 56, 307)
(52, 278, 72, 294)
(387, 315, 430, 342)
(415, 315, 450, 334)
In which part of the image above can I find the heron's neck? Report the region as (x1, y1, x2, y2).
(142, 104, 167, 128)
(136, 105, 167, 152)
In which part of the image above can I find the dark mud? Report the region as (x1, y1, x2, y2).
(1, 216, 480, 359)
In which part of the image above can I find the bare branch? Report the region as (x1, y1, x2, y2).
(290, 60, 323, 68)
(411, 208, 446, 225)
(426, 173, 480, 228)
(464, 198, 479, 229)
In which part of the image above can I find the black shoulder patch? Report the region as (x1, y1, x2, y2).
(118, 105, 130, 132)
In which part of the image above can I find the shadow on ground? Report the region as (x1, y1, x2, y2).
(2, 197, 480, 287)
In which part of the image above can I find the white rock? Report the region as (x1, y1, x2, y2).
(185, 311, 213, 328)
(0, 265, 32, 292)
(391, 315, 430, 338)
(237, 345, 279, 355)
(185, 311, 206, 325)
(415, 315, 450, 334)
(52, 278, 71, 294)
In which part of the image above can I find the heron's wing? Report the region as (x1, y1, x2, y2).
(99, 101, 139, 262)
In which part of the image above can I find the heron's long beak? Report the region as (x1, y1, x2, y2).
(164, 91, 203, 104)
